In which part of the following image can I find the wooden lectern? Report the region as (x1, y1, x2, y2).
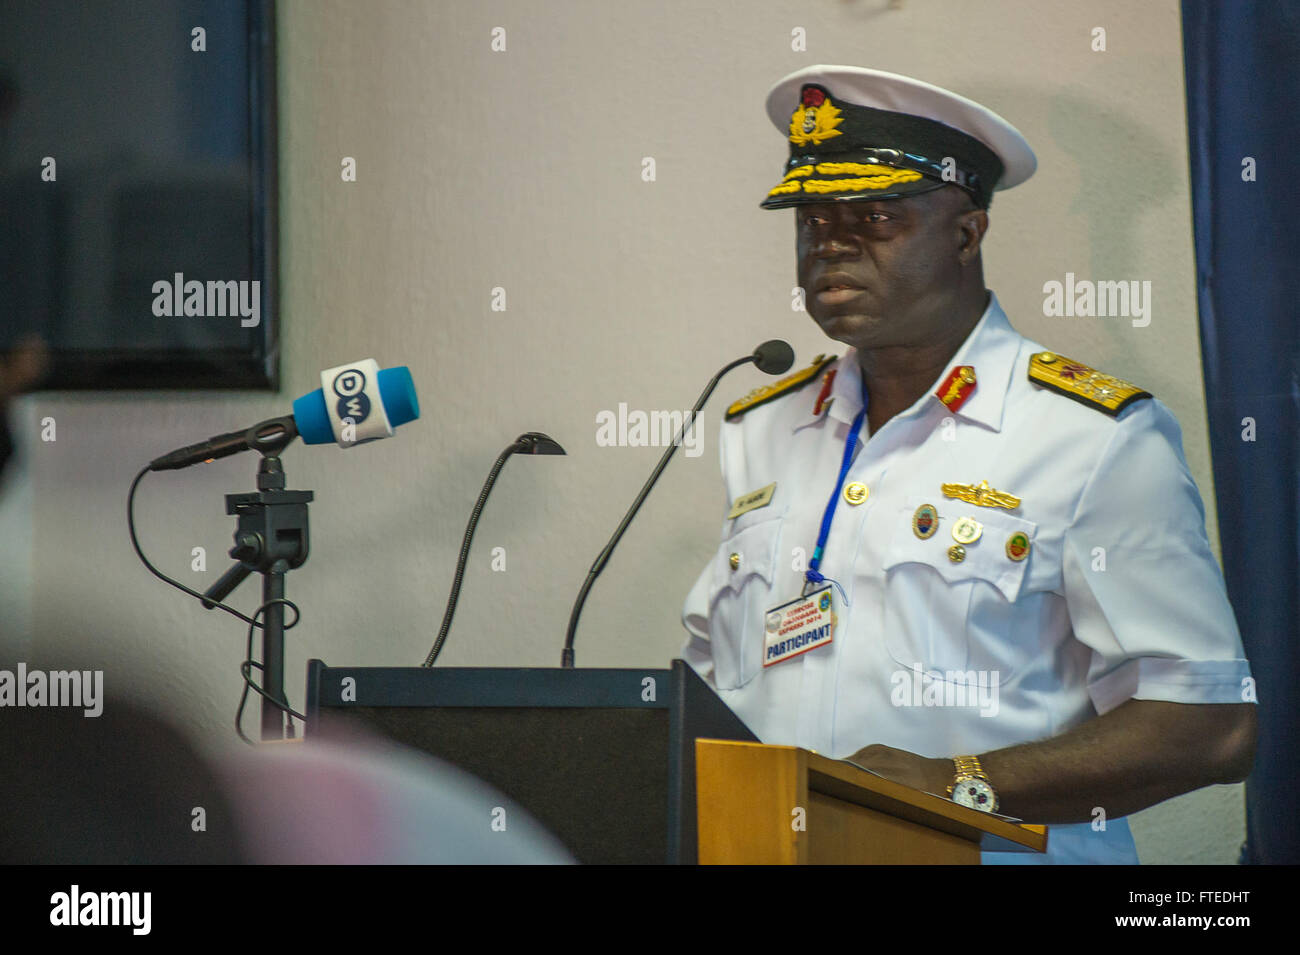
(695, 739, 1047, 864)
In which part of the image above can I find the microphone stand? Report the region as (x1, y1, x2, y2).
(201, 439, 313, 741)
(561, 354, 757, 668)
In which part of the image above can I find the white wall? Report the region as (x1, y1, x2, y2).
(13, 0, 1243, 863)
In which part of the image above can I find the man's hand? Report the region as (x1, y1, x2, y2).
(844, 743, 953, 797)
(843, 700, 1257, 824)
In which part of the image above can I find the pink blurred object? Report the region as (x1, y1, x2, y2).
(216, 730, 574, 865)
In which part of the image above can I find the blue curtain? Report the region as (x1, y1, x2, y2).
(1182, 0, 1300, 865)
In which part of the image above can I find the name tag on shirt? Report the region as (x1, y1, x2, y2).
(764, 587, 835, 667)
(728, 482, 777, 520)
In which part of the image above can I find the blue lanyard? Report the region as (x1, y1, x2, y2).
(805, 374, 869, 596)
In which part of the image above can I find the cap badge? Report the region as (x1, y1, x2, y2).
(789, 86, 844, 147)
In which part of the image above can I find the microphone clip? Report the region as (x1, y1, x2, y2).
(246, 415, 299, 458)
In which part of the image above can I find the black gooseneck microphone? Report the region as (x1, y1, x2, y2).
(423, 432, 566, 667)
(560, 340, 795, 668)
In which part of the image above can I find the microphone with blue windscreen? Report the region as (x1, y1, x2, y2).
(292, 363, 421, 446)
(148, 360, 420, 471)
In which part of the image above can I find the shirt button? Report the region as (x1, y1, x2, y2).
(843, 482, 869, 505)
(729, 552, 741, 570)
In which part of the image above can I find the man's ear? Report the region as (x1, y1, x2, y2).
(956, 207, 988, 265)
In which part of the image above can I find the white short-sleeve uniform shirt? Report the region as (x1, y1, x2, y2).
(680, 291, 1253, 864)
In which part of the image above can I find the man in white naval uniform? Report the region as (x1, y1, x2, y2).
(680, 66, 1256, 864)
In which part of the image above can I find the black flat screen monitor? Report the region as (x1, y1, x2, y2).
(0, 0, 277, 390)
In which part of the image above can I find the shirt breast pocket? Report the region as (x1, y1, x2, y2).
(707, 517, 783, 690)
(880, 499, 1036, 682)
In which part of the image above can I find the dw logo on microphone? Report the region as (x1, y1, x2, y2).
(319, 358, 394, 447)
(333, 368, 372, 425)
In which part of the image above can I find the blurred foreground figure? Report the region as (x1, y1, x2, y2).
(0, 689, 572, 864)
(215, 723, 574, 864)
(0, 335, 48, 483)
(0, 698, 243, 863)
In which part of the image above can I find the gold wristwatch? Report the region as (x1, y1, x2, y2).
(947, 755, 998, 813)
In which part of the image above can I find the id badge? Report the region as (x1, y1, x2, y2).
(763, 586, 836, 668)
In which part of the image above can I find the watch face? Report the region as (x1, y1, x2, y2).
(952, 777, 997, 812)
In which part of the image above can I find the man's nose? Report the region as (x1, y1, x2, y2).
(811, 215, 861, 256)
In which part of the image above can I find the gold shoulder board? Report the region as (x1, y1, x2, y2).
(1028, 352, 1152, 416)
(725, 354, 837, 421)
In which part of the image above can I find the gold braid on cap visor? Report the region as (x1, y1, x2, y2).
(767, 162, 925, 198)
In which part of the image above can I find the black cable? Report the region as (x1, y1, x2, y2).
(129, 464, 304, 742)
(128, 465, 279, 630)
(236, 597, 305, 745)
(234, 662, 259, 745)
(421, 441, 521, 667)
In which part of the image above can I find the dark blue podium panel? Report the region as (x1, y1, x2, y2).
(305, 659, 757, 864)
